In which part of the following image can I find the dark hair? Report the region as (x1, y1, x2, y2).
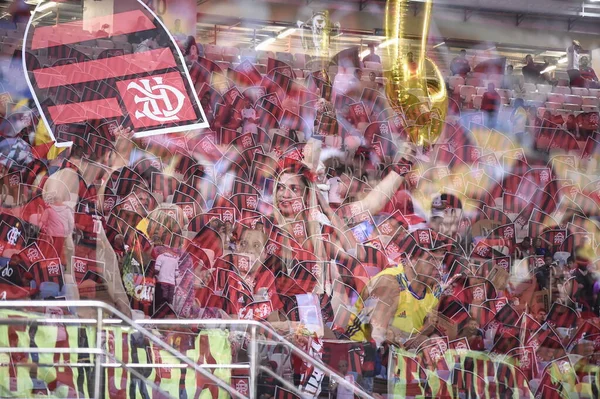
(183, 36, 197, 56)
(513, 98, 525, 109)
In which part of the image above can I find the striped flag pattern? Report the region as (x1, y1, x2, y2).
(25, 8, 208, 143)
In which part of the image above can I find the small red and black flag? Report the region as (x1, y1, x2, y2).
(25, 2, 209, 144)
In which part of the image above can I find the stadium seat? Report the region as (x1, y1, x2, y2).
(96, 39, 115, 49)
(589, 88, 600, 98)
(240, 48, 258, 62)
(546, 93, 565, 104)
(294, 53, 309, 69)
(526, 100, 545, 108)
(523, 83, 536, 93)
(553, 86, 571, 95)
(564, 94, 583, 105)
(471, 72, 487, 79)
(364, 61, 382, 70)
(215, 60, 231, 70)
(293, 69, 304, 78)
(465, 77, 483, 87)
(582, 96, 599, 107)
(448, 76, 465, 92)
(459, 86, 477, 106)
(276, 52, 294, 65)
(544, 102, 562, 112)
(473, 95, 483, 110)
(223, 47, 240, 62)
(563, 103, 582, 112)
(582, 105, 599, 113)
(525, 92, 547, 103)
(258, 51, 275, 64)
(476, 87, 486, 96)
(496, 89, 513, 104)
(205, 44, 223, 61)
(556, 109, 572, 120)
(113, 42, 133, 53)
(571, 87, 589, 96)
(537, 84, 552, 94)
(536, 107, 547, 119)
(112, 35, 129, 43)
(74, 45, 94, 59)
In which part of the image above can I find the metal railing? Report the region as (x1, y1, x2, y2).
(0, 300, 376, 399)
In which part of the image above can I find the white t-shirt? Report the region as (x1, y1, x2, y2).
(567, 45, 580, 70)
(241, 107, 258, 134)
(337, 374, 356, 399)
(155, 251, 180, 285)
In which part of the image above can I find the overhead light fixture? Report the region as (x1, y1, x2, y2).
(432, 41, 445, 49)
(558, 57, 568, 64)
(37, 1, 57, 12)
(378, 38, 398, 48)
(277, 28, 296, 39)
(256, 37, 276, 50)
(540, 65, 556, 74)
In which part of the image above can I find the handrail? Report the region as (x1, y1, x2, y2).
(0, 300, 247, 399)
(0, 300, 376, 399)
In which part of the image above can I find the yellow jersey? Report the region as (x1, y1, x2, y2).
(349, 266, 439, 340)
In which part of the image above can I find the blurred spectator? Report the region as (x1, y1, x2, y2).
(502, 65, 525, 97)
(361, 324, 376, 394)
(213, 104, 241, 131)
(458, 318, 484, 350)
(257, 361, 281, 399)
(580, 56, 599, 88)
(154, 247, 180, 305)
(481, 83, 501, 129)
(333, 359, 359, 399)
(171, 18, 187, 42)
(533, 237, 549, 256)
(366, 72, 379, 90)
(407, 52, 418, 76)
(535, 253, 555, 290)
(510, 98, 527, 135)
(450, 49, 471, 77)
(522, 55, 542, 84)
(8, 0, 29, 24)
(362, 44, 381, 64)
(567, 40, 585, 87)
(40, 190, 74, 265)
(135, 31, 161, 53)
(567, 39, 583, 70)
(241, 99, 258, 134)
(534, 309, 547, 324)
(113, 234, 129, 267)
(514, 237, 533, 259)
(573, 259, 595, 312)
(182, 36, 199, 63)
(349, 69, 365, 96)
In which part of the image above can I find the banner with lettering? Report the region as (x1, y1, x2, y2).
(0, 309, 232, 399)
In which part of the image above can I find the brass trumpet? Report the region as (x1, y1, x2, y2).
(385, 0, 448, 150)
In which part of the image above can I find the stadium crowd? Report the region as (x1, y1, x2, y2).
(2, 10, 600, 398)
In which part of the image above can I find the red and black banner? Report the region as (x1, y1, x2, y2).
(25, 1, 208, 144)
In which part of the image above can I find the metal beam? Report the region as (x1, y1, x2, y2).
(464, 9, 473, 22)
(568, 17, 579, 31)
(516, 13, 525, 26)
(359, 0, 369, 11)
